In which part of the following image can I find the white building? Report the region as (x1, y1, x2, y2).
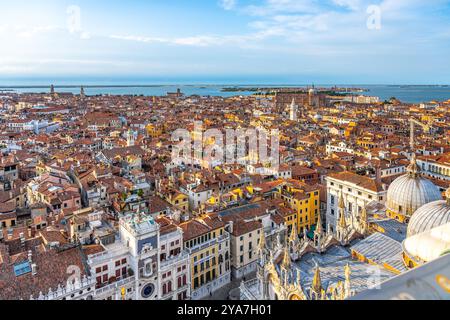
(416, 157, 450, 182)
(289, 99, 298, 121)
(86, 213, 190, 300)
(326, 142, 355, 155)
(325, 172, 387, 232)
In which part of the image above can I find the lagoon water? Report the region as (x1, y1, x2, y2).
(1, 82, 449, 103)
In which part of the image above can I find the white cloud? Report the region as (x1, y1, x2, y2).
(244, 0, 321, 16)
(10, 25, 62, 38)
(219, 0, 237, 10)
(331, 0, 361, 11)
(110, 33, 258, 47)
(109, 34, 170, 43)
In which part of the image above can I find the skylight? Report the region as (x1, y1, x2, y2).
(13, 261, 32, 277)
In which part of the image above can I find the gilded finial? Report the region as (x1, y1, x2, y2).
(259, 228, 266, 251)
(339, 207, 347, 229)
(344, 263, 351, 282)
(359, 204, 368, 234)
(281, 246, 291, 270)
(360, 204, 367, 222)
(312, 265, 322, 294)
(338, 192, 345, 210)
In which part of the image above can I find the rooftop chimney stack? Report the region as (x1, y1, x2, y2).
(20, 232, 25, 247)
(376, 166, 382, 184)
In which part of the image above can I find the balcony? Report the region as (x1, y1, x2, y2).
(187, 238, 217, 255)
(186, 233, 229, 255)
(218, 233, 230, 244)
(159, 250, 189, 270)
(160, 230, 183, 243)
(87, 242, 129, 266)
(95, 276, 135, 296)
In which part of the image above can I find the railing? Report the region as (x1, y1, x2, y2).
(218, 233, 230, 243)
(95, 276, 135, 296)
(161, 284, 189, 299)
(160, 230, 183, 243)
(186, 232, 230, 255)
(187, 238, 217, 254)
(32, 276, 96, 300)
(87, 245, 129, 265)
(160, 250, 189, 269)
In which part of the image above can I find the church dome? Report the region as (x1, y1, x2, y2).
(386, 155, 442, 220)
(403, 222, 450, 266)
(407, 188, 450, 237)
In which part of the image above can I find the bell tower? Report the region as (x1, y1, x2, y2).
(127, 129, 136, 147)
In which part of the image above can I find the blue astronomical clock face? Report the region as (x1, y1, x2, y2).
(141, 283, 155, 298)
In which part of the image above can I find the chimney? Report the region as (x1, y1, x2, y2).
(376, 166, 382, 184)
(229, 221, 234, 234)
(31, 263, 37, 276)
(172, 211, 181, 224)
(28, 250, 32, 263)
(20, 232, 25, 247)
(28, 226, 32, 238)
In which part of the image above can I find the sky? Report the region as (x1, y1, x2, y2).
(0, 0, 450, 84)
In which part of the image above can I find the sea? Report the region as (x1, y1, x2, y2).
(0, 81, 450, 104)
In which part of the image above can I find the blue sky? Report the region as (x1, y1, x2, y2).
(0, 0, 450, 84)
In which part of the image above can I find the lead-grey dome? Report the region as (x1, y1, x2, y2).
(407, 188, 450, 237)
(386, 155, 442, 219)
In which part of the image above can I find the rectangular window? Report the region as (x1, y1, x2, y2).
(194, 277, 199, 289)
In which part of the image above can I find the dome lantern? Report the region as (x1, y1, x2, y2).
(406, 153, 420, 178)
